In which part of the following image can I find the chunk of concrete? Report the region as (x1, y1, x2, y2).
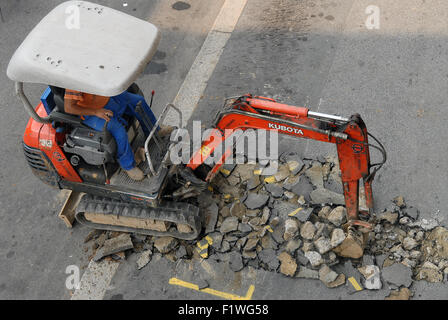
(94, 233, 134, 261)
(284, 218, 299, 241)
(296, 207, 314, 223)
(402, 237, 418, 250)
(300, 221, 316, 240)
(285, 175, 314, 201)
(238, 223, 252, 233)
(208, 232, 223, 251)
(261, 234, 278, 250)
(204, 202, 219, 233)
(378, 211, 399, 224)
(409, 218, 439, 231)
(332, 232, 364, 259)
(230, 201, 247, 219)
(318, 206, 332, 220)
(296, 251, 309, 266)
(385, 288, 411, 300)
(326, 274, 346, 288)
(382, 263, 413, 288)
(274, 165, 290, 182)
(271, 201, 298, 219)
(361, 265, 382, 290)
(244, 193, 270, 209)
(304, 251, 323, 268)
(319, 264, 338, 284)
(271, 222, 286, 245)
(362, 255, 375, 266)
(246, 175, 261, 190)
(305, 162, 324, 188)
(416, 262, 443, 283)
(287, 159, 305, 176)
(281, 152, 304, 175)
(310, 188, 345, 205)
(136, 249, 152, 270)
(327, 206, 347, 227)
(244, 238, 259, 251)
(275, 204, 312, 223)
(330, 228, 346, 248)
(296, 267, 319, 279)
(421, 227, 448, 259)
(234, 163, 256, 181)
(154, 236, 178, 254)
(235, 237, 248, 251)
(314, 237, 332, 255)
(393, 196, 406, 208)
(258, 249, 280, 271)
(324, 173, 343, 195)
(302, 241, 314, 252)
(285, 239, 302, 254)
(175, 245, 187, 259)
(278, 252, 297, 276)
(260, 207, 271, 225)
(219, 240, 231, 253)
(265, 183, 284, 198)
(220, 216, 239, 234)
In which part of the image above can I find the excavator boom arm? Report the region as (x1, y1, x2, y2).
(187, 95, 378, 227)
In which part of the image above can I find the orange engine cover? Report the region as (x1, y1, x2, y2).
(23, 102, 82, 183)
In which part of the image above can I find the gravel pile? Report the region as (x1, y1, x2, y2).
(84, 153, 448, 298)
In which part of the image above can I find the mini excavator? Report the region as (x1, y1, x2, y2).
(6, 1, 386, 241)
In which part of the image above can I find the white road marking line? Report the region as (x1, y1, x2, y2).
(164, 0, 248, 127)
(71, 260, 120, 300)
(70, 0, 247, 300)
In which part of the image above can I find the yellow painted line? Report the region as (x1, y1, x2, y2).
(264, 176, 276, 184)
(197, 238, 212, 249)
(348, 277, 362, 291)
(196, 236, 213, 258)
(200, 145, 212, 157)
(253, 169, 262, 175)
(288, 207, 303, 217)
(205, 235, 213, 245)
(220, 168, 231, 175)
(169, 277, 255, 300)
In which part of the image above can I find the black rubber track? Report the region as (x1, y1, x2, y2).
(75, 194, 202, 240)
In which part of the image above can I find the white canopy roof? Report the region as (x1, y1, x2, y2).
(7, 1, 160, 96)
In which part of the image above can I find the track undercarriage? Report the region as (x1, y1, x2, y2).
(75, 194, 202, 240)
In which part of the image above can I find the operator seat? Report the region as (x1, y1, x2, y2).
(47, 86, 118, 166)
(49, 85, 66, 112)
(48, 85, 87, 129)
(49, 85, 146, 167)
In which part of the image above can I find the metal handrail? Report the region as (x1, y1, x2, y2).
(144, 103, 182, 176)
(15, 82, 52, 124)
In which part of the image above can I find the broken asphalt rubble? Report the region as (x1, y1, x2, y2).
(83, 153, 448, 299)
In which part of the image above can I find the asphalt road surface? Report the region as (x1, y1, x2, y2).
(0, 0, 447, 300)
